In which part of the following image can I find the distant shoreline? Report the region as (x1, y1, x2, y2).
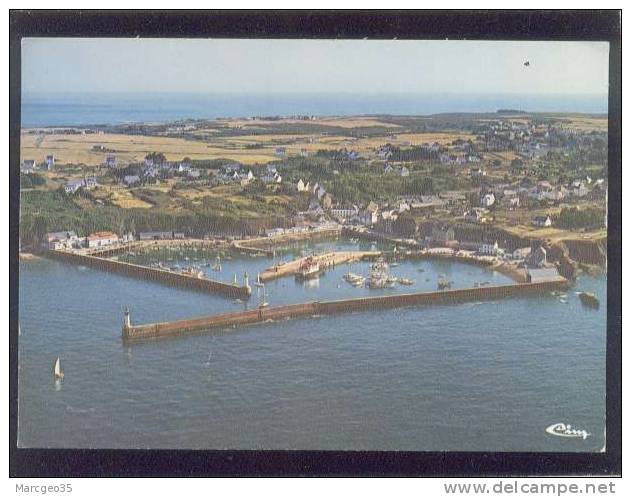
(20, 92, 609, 128)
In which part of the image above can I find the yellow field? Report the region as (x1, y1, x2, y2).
(554, 116, 608, 132)
(20, 132, 279, 166)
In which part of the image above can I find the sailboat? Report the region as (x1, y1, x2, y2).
(53, 357, 64, 380)
(254, 273, 264, 287)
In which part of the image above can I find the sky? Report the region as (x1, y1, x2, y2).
(21, 38, 609, 95)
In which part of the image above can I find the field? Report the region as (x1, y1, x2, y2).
(20, 132, 280, 166)
(21, 115, 480, 168)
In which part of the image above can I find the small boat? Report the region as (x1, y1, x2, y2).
(438, 278, 451, 290)
(53, 357, 64, 380)
(398, 277, 414, 286)
(295, 257, 321, 280)
(578, 292, 600, 309)
(233, 299, 243, 304)
(212, 255, 222, 272)
(390, 262, 400, 267)
(182, 267, 204, 278)
(254, 273, 264, 287)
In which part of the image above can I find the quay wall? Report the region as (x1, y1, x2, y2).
(123, 280, 568, 341)
(46, 250, 251, 299)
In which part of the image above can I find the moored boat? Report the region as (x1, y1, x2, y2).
(295, 257, 321, 280)
(578, 292, 600, 309)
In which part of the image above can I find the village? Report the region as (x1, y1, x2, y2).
(20, 112, 607, 281)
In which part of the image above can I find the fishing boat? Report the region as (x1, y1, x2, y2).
(53, 357, 64, 380)
(578, 292, 600, 309)
(182, 267, 204, 278)
(398, 277, 414, 285)
(295, 257, 321, 280)
(366, 259, 395, 289)
(437, 278, 452, 290)
(344, 272, 366, 287)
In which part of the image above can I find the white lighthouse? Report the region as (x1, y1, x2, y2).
(243, 272, 251, 295)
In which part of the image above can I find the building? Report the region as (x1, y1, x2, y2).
(139, 231, 172, 240)
(274, 147, 287, 157)
(532, 215, 552, 228)
(321, 193, 333, 210)
(526, 246, 547, 268)
(431, 225, 455, 245)
(44, 231, 82, 250)
(356, 208, 379, 226)
(480, 193, 496, 208)
(64, 180, 83, 194)
(526, 267, 564, 283)
(86, 231, 119, 248)
(45, 155, 55, 170)
(105, 155, 116, 167)
(296, 179, 307, 192)
(21, 160, 35, 174)
(400, 166, 410, 177)
(478, 241, 499, 256)
(330, 205, 359, 222)
(262, 170, 282, 184)
(124, 175, 141, 186)
(464, 209, 487, 224)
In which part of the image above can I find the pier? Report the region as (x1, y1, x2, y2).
(46, 249, 252, 299)
(123, 279, 569, 341)
(259, 250, 380, 282)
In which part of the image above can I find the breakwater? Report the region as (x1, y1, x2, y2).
(123, 279, 569, 341)
(46, 250, 251, 299)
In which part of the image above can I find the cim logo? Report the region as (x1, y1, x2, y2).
(545, 422, 590, 440)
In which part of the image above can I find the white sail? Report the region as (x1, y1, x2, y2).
(53, 357, 63, 378)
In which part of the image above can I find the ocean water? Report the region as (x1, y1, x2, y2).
(18, 239, 607, 451)
(20, 92, 608, 128)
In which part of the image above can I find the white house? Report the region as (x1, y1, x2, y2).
(44, 230, 83, 250)
(21, 160, 35, 174)
(478, 241, 499, 256)
(400, 166, 410, 177)
(124, 175, 141, 186)
(64, 180, 84, 194)
(532, 215, 553, 228)
(86, 231, 119, 248)
(480, 193, 496, 208)
(45, 155, 55, 170)
(470, 167, 486, 177)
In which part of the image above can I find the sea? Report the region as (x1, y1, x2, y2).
(18, 239, 607, 451)
(20, 92, 608, 128)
